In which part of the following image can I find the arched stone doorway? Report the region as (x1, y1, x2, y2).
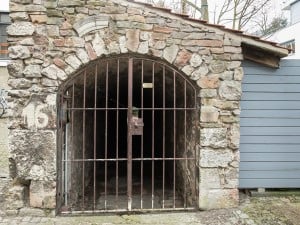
(57, 55, 199, 213)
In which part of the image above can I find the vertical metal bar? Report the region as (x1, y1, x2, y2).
(140, 60, 144, 209)
(184, 79, 187, 208)
(82, 69, 87, 210)
(173, 71, 176, 208)
(116, 59, 120, 210)
(105, 61, 109, 210)
(127, 58, 133, 211)
(162, 65, 166, 209)
(61, 94, 65, 209)
(93, 64, 98, 210)
(151, 62, 155, 209)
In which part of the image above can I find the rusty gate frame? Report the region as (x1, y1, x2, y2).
(56, 55, 200, 214)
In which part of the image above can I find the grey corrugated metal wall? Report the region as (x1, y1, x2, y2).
(239, 59, 300, 188)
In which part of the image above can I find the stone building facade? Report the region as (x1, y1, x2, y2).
(2, 0, 288, 215)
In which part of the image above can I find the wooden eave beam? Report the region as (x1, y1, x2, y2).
(242, 44, 282, 68)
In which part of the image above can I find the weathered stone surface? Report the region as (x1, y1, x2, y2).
(9, 129, 56, 180)
(224, 46, 242, 53)
(92, 33, 108, 56)
(182, 39, 222, 47)
(10, 12, 29, 21)
(234, 67, 243, 81)
(229, 124, 240, 149)
(85, 43, 97, 60)
(76, 49, 90, 64)
(138, 41, 149, 54)
(181, 65, 194, 76)
(19, 37, 35, 46)
(65, 55, 82, 70)
(8, 46, 31, 59)
(227, 61, 242, 69)
(197, 74, 220, 88)
(219, 81, 242, 100)
(7, 60, 24, 78)
(4, 185, 25, 210)
(8, 78, 31, 89)
(199, 89, 217, 98)
(200, 166, 237, 189)
(220, 71, 233, 80)
(190, 53, 202, 67)
(200, 128, 227, 148)
(163, 45, 179, 64)
(200, 148, 233, 167)
(30, 14, 47, 23)
(23, 65, 42, 78)
(209, 60, 226, 73)
(175, 49, 192, 67)
(200, 106, 219, 123)
(30, 180, 56, 208)
(126, 29, 140, 52)
(19, 207, 45, 217)
(191, 66, 209, 80)
(7, 22, 35, 36)
(42, 64, 67, 81)
(58, 0, 82, 6)
(199, 188, 238, 210)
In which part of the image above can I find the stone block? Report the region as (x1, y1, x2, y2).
(65, 55, 82, 70)
(30, 14, 47, 23)
(199, 89, 217, 98)
(224, 46, 242, 53)
(200, 128, 227, 148)
(181, 65, 194, 76)
(85, 43, 97, 60)
(30, 180, 56, 209)
(190, 53, 202, 67)
(182, 39, 223, 47)
(7, 22, 35, 36)
(76, 49, 89, 64)
(4, 185, 25, 210)
(229, 124, 240, 149)
(200, 168, 221, 189)
(163, 44, 179, 64)
(19, 207, 45, 217)
(200, 148, 233, 167)
(209, 60, 226, 73)
(200, 106, 219, 123)
(199, 188, 239, 210)
(138, 41, 149, 54)
(23, 65, 42, 78)
(8, 46, 31, 59)
(227, 61, 241, 69)
(92, 33, 108, 56)
(9, 129, 56, 180)
(10, 12, 29, 21)
(42, 64, 67, 81)
(197, 74, 220, 88)
(8, 78, 31, 89)
(219, 81, 242, 100)
(191, 66, 209, 80)
(175, 49, 192, 67)
(234, 67, 244, 81)
(7, 60, 24, 78)
(126, 30, 140, 52)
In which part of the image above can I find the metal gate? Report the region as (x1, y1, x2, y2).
(57, 56, 199, 214)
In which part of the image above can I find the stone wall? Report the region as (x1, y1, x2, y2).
(0, 66, 9, 177)
(5, 0, 243, 214)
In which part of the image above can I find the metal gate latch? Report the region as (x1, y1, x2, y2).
(130, 116, 144, 135)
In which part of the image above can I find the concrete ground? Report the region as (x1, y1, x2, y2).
(0, 192, 300, 225)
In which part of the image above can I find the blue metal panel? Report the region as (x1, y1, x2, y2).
(240, 59, 300, 188)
